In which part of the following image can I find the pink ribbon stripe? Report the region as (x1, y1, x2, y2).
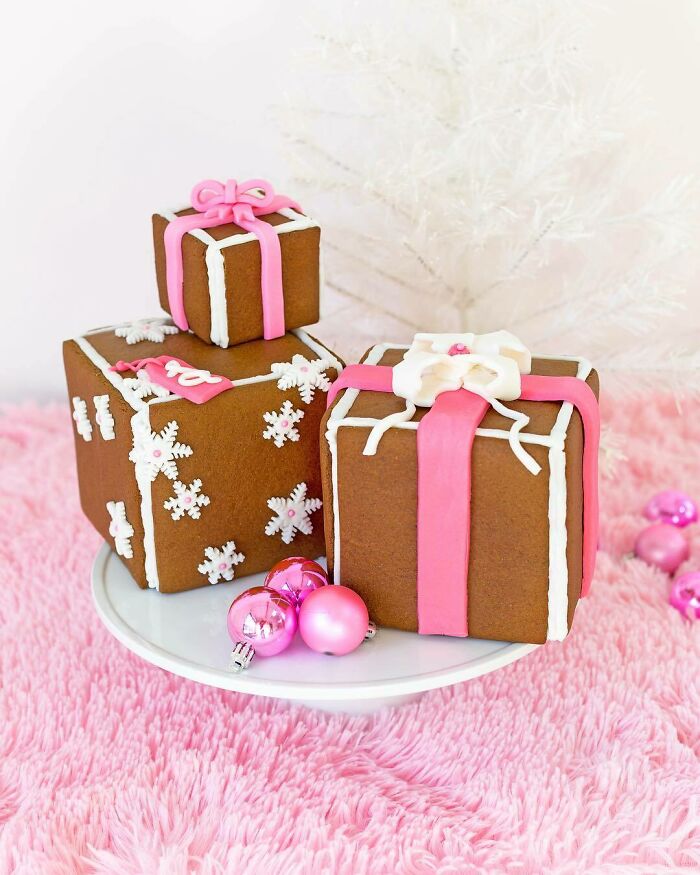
(163, 178, 301, 340)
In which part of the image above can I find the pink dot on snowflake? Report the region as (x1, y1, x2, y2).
(448, 343, 470, 356)
(281, 420, 289, 428)
(153, 450, 162, 458)
(183, 496, 192, 504)
(218, 562, 228, 571)
(288, 509, 296, 518)
(300, 366, 309, 372)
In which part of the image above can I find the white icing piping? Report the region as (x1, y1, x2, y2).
(292, 328, 344, 374)
(545, 356, 593, 641)
(73, 337, 147, 412)
(363, 401, 417, 456)
(206, 245, 228, 348)
(326, 342, 592, 641)
(75, 325, 343, 410)
(130, 408, 160, 590)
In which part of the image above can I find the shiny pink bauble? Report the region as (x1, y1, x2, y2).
(264, 556, 328, 607)
(643, 490, 698, 528)
(634, 523, 689, 574)
(227, 586, 297, 657)
(298, 585, 369, 656)
(670, 572, 700, 620)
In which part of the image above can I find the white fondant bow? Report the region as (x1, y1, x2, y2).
(363, 330, 541, 475)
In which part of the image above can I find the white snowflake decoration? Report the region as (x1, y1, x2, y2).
(271, 355, 333, 404)
(262, 400, 305, 448)
(163, 479, 210, 520)
(264, 482, 322, 544)
(115, 318, 179, 345)
(123, 369, 173, 400)
(129, 420, 193, 481)
(72, 397, 92, 442)
(93, 395, 115, 440)
(198, 541, 245, 584)
(106, 500, 134, 559)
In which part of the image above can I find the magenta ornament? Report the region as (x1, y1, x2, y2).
(670, 572, 700, 620)
(264, 556, 328, 607)
(298, 585, 370, 656)
(227, 586, 297, 658)
(643, 490, 698, 528)
(634, 523, 689, 574)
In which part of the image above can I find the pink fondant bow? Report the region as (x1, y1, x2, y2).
(163, 178, 301, 341)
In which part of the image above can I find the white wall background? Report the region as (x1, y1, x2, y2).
(1, 1, 699, 401)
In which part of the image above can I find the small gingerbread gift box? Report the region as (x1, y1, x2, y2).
(320, 331, 600, 645)
(153, 177, 321, 348)
(64, 317, 341, 592)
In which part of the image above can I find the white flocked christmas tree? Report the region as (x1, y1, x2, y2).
(281, 0, 699, 395)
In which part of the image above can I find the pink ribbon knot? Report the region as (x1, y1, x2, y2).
(163, 177, 301, 341)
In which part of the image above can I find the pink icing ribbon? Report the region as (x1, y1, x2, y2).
(327, 364, 600, 635)
(163, 178, 302, 340)
(111, 356, 234, 404)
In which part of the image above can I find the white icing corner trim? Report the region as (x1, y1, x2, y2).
(114, 318, 179, 345)
(263, 400, 304, 448)
(198, 540, 245, 585)
(265, 482, 322, 544)
(72, 397, 92, 442)
(106, 500, 134, 559)
(271, 355, 333, 404)
(163, 479, 210, 521)
(129, 408, 159, 590)
(93, 395, 115, 441)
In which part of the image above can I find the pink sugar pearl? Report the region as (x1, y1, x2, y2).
(298, 585, 369, 656)
(634, 523, 689, 574)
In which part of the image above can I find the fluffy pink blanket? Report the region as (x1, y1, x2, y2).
(0, 398, 698, 873)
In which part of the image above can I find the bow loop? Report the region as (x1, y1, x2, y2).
(190, 177, 279, 214)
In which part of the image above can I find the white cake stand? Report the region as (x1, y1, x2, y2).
(92, 543, 537, 713)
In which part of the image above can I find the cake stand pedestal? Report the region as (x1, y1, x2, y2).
(92, 543, 537, 713)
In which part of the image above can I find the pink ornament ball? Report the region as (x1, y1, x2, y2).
(634, 523, 689, 575)
(670, 572, 700, 620)
(298, 585, 369, 656)
(227, 586, 297, 657)
(264, 556, 328, 607)
(644, 490, 698, 528)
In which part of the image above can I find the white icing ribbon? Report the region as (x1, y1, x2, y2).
(362, 330, 541, 475)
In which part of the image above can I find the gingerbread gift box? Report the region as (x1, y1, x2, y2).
(64, 319, 342, 592)
(320, 331, 600, 645)
(153, 178, 321, 349)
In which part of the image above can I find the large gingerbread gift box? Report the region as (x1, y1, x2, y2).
(64, 177, 341, 593)
(320, 332, 600, 645)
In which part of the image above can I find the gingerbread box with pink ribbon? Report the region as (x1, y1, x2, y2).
(153, 178, 321, 349)
(320, 331, 600, 645)
(63, 319, 342, 593)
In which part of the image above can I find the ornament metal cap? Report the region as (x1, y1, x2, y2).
(228, 641, 255, 672)
(364, 621, 377, 641)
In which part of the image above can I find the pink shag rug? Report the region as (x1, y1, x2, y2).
(0, 396, 699, 875)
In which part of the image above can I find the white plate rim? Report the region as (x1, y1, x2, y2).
(92, 543, 538, 701)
